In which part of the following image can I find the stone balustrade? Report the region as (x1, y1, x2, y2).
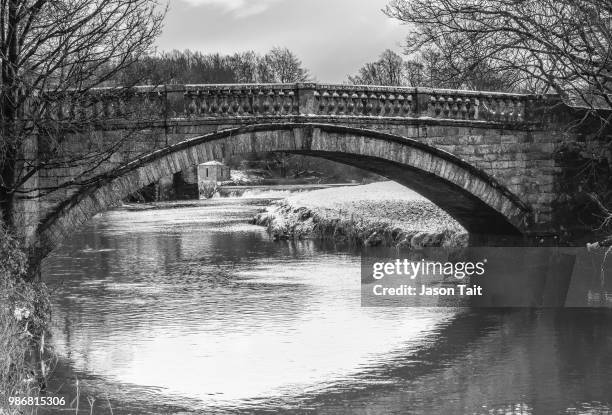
(37, 83, 555, 125)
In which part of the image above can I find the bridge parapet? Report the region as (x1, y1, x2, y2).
(37, 83, 560, 127)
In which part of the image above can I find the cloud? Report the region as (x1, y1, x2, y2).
(181, 0, 282, 18)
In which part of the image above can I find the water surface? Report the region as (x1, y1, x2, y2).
(42, 198, 612, 414)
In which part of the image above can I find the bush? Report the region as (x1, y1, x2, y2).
(0, 225, 51, 413)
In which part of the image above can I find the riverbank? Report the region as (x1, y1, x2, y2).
(0, 225, 51, 414)
(252, 181, 468, 248)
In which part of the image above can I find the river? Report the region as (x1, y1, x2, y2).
(41, 196, 612, 414)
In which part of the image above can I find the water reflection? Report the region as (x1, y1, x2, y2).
(42, 198, 612, 414)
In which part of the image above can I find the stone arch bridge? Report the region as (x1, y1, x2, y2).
(15, 83, 610, 258)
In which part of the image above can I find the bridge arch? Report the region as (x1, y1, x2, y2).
(34, 123, 532, 258)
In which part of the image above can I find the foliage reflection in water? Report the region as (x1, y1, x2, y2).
(41, 198, 612, 414)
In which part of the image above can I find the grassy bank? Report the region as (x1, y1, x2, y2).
(253, 181, 468, 248)
(0, 226, 51, 414)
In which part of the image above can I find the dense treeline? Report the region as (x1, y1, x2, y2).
(112, 47, 311, 85)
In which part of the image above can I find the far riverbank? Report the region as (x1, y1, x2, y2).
(252, 181, 468, 248)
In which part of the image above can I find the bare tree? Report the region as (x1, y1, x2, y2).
(349, 49, 405, 86)
(0, 0, 165, 230)
(259, 47, 311, 83)
(349, 46, 516, 90)
(229, 51, 259, 83)
(385, 0, 612, 107)
(385, 0, 612, 240)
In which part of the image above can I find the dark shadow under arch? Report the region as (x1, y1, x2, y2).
(34, 123, 532, 259)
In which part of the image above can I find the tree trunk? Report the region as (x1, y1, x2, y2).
(0, 0, 20, 230)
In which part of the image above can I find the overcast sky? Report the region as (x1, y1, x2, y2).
(155, 0, 408, 83)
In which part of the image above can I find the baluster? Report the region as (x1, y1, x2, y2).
(198, 91, 208, 116)
(259, 89, 267, 115)
(385, 94, 394, 115)
(338, 92, 348, 115)
(348, 93, 358, 115)
(436, 95, 446, 118)
(213, 90, 221, 115)
(364, 93, 374, 115)
(427, 95, 436, 117)
(281, 90, 290, 114)
(321, 91, 331, 114)
(241, 90, 251, 115)
(376, 93, 385, 116)
(290, 90, 299, 114)
(250, 90, 259, 114)
(331, 91, 340, 115)
(371, 93, 379, 115)
(274, 90, 283, 114)
(230, 91, 240, 114)
(405, 94, 414, 116)
(313, 90, 320, 114)
(220, 90, 230, 114)
(214, 90, 223, 115)
(385, 94, 394, 116)
(321, 91, 332, 115)
(357, 92, 367, 115)
(325, 90, 333, 114)
(437, 96, 446, 118)
(269, 90, 279, 114)
(464, 97, 474, 120)
(457, 97, 466, 119)
(395, 94, 404, 115)
(260, 90, 270, 114)
(447, 96, 454, 118)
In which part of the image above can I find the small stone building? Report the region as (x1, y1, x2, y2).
(197, 161, 230, 198)
(198, 161, 230, 183)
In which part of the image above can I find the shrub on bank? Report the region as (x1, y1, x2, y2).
(253, 201, 468, 248)
(0, 225, 51, 414)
